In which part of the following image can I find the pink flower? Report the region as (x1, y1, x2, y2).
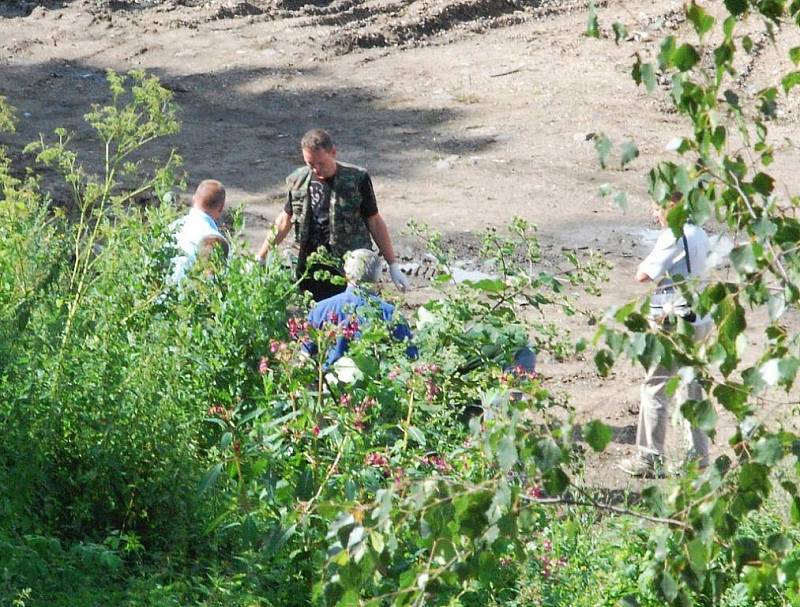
(287, 317, 308, 339)
(269, 340, 282, 354)
(339, 394, 352, 407)
(341, 317, 359, 340)
(258, 357, 270, 375)
(425, 380, 440, 402)
(392, 467, 407, 488)
(365, 452, 388, 468)
(388, 368, 400, 380)
(312, 425, 321, 437)
(420, 454, 451, 473)
(527, 486, 544, 499)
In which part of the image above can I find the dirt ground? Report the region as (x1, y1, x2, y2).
(2, 0, 800, 490)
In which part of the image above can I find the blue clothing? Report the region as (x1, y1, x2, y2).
(305, 285, 417, 366)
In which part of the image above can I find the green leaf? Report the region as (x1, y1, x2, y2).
(791, 47, 800, 65)
(666, 203, 688, 239)
(536, 438, 563, 471)
(612, 22, 628, 45)
(585, 2, 599, 38)
(623, 312, 648, 332)
(753, 216, 777, 239)
(370, 531, 385, 554)
(543, 467, 569, 494)
(729, 244, 758, 274)
(713, 383, 749, 417)
(594, 133, 612, 169)
(711, 126, 727, 152)
(768, 533, 792, 555)
(641, 63, 656, 92)
(497, 435, 518, 471)
(742, 35, 754, 53)
(468, 278, 505, 292)
(724, 89, 740, 109)
(739, 462, 769, 495)
(724, 0, 748, 15)
(695, 400, 718, 432)
(295, 467, 315, 500)
(583, 420, 613, 452)
(723, 15, 736, 39)
(792, 497, 800, 524)
(407, 425, 426, 446)
(658, 36, 676, 70)
(198, 462, 223, 495)
(673, 44, 700, 71)
(687, 538, 708, 578)
(632, 54, 643, 85)
(614, 189, 629, 210)
(620, 141, 639, 167)
(752, 172, 775, 195)
(336, 589, 359, 607)
(660, 571, 678, 601)
(642, 486, 668, 517)
(594, 349, 614, 377)
(687, 3, 715, 36)
(753, 436, 783, 465)
(734, 537, 760, 571)
(782, 71, 800, 93)
(779, 357, 800, 388)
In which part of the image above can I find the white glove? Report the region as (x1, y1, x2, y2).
(255, 253, 267, 267)
(389, 262, 410, 291)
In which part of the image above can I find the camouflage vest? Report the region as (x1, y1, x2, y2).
(286, 162, 374, 262)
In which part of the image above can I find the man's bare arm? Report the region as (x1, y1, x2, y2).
(366, 213, 397, 264)
(256, 210, 293, 260)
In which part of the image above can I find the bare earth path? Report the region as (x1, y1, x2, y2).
(3, 0, 800, 489)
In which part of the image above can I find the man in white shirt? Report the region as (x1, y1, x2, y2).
(170, 179, 229, 283)
(620, 199, 713, 478)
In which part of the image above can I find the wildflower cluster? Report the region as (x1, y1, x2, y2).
(287, 316, 308, 339)
(536, 536, 567, 579)
(365, 452, 390, 476)
(207, 405, 231, 421)
(499, 365, 538, 386)
(341, 316, 359, 340)
(420, 453, 451, 473)
(526, 485, 544, 499)
(415, 362, 442, 402)
(262, 339, 293, 366)
(353, 397, 377, 432)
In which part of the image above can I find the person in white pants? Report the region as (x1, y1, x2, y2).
(169, 179, 229, 283)
(619, 198, 713, 478)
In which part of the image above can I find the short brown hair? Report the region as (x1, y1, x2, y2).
(301, 128, 334, 152)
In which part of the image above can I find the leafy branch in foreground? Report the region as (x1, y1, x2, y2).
(23, 70, 183, 394)
(590, 1, 800, 603)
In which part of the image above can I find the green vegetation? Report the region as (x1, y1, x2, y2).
(5, 0, 800, 601)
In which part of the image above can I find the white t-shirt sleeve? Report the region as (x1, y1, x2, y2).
(638, 230, 680, 281)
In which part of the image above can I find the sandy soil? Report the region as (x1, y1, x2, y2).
(2, 0, 800, 490)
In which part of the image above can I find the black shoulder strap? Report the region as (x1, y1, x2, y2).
(682, 232, 692, 274)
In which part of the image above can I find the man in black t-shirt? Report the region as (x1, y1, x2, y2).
(284, 171, 379, 256)
(256, 129, 409, 300)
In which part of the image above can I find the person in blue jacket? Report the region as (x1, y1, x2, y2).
(304, 249, 416, 366)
